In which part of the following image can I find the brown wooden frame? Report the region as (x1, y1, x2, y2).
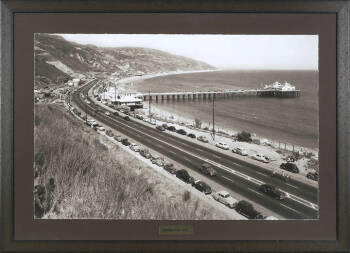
(1, 0, 349, 252)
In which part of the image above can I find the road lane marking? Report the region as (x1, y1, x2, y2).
(247, 188, 264, 196)
(255, 171, 268, 177)
(280, 204, 303, 215)
(285, 183, 299, 189)
(222, 175, 234, 182)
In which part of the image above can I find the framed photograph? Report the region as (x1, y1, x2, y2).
(1, 0, 349, 252)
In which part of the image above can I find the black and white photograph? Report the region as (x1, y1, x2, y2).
(34, 34, 319, 220)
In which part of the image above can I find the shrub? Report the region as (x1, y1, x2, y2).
(236, 131, 252, 143)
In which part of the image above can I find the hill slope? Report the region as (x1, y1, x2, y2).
(34, 34, 215, 87)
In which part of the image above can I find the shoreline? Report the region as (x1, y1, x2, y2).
(111, 69, 318, 154)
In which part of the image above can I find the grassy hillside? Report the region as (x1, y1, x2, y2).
(34, 104, 222, 219)
(34, 34, 215, 88)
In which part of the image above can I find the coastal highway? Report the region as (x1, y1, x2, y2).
(72, 80, 318, 219)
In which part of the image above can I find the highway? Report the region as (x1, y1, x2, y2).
(72, 80, 318, 219)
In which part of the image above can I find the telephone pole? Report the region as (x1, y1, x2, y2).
(148, 89, 151, 118)
(212, 94, 215, 141)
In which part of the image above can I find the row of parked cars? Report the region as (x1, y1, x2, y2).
(89, 123, 282, 220)
(155, 123, 212, 143)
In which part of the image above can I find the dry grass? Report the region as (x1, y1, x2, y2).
(35, 104, 218, 219)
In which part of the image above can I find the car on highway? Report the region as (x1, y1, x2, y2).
(113, 135, 122, 142)
(124, 116, 130, 121)
(140, 149, 152, 159)
(130, 143, 140, 152)
(176, 129, 187, 135)
(280, 162, 299, 173)
(187, 133, 196, 138)
(192, 180, 212, 194)
(121, 138, 130, 146)
(259, 184, 286, 200)
(216, 142, 229, 150)
(166, 125, 176, 132)
(105, 111, 111, 116)
(212, 190, 238, 208)
(306, 171, 319, 181)
(176, 169, 194, 184)
(200, 163, 217, 176)
(96, 126, 105, 132)
(197, 135, 209, 143)
(232, 147, 248, 156)
(251, 154, 269, 163)
(164, 163, 177, 174)
(235, 200, 264, 219)
(156, 125, 165, 131)
(106, 130, 114, 137)
(151, 156, 165, 167)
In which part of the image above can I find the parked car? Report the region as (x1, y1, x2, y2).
(200, 163, 217, 176)
(192, 180, 212, 194)
(162, 123, 168, 129)
(235, 200, 264, 219)
(197, 135, 209, 143)
(175, 169, 194, 184)
(140, 149, 152, 159)
(232, 147, 248, 156)
(105, 111, 110, 116)
(280, 162, 299, 173)
(251, 154, 269, 163)
(164, 163, 177, 174)
(167, 126, 176, 132)
(187, 133, 196, 138)
(259, 184, 286, 200)
(124, 116, 130, 121)
(216, 142, 229, 150)
(129, 143, 140, 152)
(135, 114, 143, 120)
(151, 156, 165, 167)
(113, 135, 122, 142)
(113, 111, 119, 116)
(121, 138, 130, 146)
(106, 130, 114, 137)
(271, 170, 290, 182)
(212, 190, 238, 208)
(96, 126, 105, 132)
(306, 171, 319, 181)
(176, 129, 187, 135)
(156, 125, 165, 131)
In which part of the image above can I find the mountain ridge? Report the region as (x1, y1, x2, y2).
(34, 34, 215, 88)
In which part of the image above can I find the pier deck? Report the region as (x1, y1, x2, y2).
(141, 89, 300, 101)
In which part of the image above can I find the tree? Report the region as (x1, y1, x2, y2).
(194, 118, 202, 129)
(236, 131, 252, 142)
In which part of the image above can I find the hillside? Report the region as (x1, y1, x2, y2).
(34, 34, 215, 88)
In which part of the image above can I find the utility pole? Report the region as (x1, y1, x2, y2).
(149, 89, 151, 119)
(212, 94, 215, 141)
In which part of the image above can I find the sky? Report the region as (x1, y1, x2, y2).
(58, 34, 318, 70)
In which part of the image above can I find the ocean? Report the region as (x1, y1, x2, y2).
(133, 70, 319, 149)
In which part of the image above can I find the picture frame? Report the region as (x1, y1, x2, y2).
(1, 0, 349, 252)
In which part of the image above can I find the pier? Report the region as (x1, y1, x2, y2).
(141, 89, 300, 101)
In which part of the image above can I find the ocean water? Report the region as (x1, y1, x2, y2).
(133, 70, 319, 149)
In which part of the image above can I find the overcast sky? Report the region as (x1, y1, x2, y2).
(58, 34, 318, 70)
